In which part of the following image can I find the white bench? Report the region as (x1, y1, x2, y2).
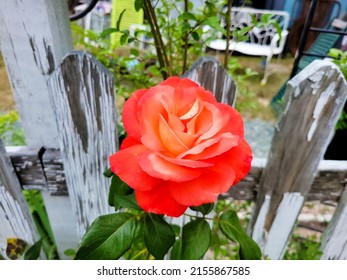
(205, 7, 290, 85)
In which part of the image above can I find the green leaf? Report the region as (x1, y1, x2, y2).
(219, 210, 262, 260)
(75, 213, 136, 260)
(64, 248, 76, 257)
(178, 12, 197, 22)
(117, 9, 127, 31)
(191, 31, 200, 41)
(103, 168, 113, 178)
(178, 218, 211, 260)
(170, 239, 183, 260)
(134, 0, 144, 12)
(203, 16, 226, 35)
(130, 48, 140, 57)
(114, 193, 142, 211)
(190, 203, 214, 215)
(100, 28, 119, 39)
(181, 22, 191, 34)
(24, 239, 43, 260)
(144, 214, 175, 259)
(120, 33, 128, 45)
(108, 174, 133, 209)
(328, 48, 343, 59)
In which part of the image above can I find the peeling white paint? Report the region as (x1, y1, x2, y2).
(308, 70, 325, 95)
(0, 0, 72, 148)
(321, 186, 347, 260)
(264, 192, 304, 260)
(0, 140, 38, 259)
(251, 194, 271, 249)
(307, 82, 336, 141)
(0, 187, 35, 258)
(49, 53, 117, 238)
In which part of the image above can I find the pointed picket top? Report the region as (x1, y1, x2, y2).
(182, 56, 237, 106)
(248, 60, 347, 259)
(48, 51, 118, 238)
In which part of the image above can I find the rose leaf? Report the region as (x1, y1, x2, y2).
(108, 174, 133, 210)
(219, 210, 262, 260)
(189, 203, 214, 215)
(75, 213, 136, 260)
(176, 218, 211, 260)
(144, 214, 176, 259)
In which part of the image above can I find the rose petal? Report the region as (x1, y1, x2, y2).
(222, 139, 252, 184)
(217, 103, 245, 138)
(122, 89, 147, 141)
(139, 86, 174, 152)
(120, 136, 141, 150)
(139, 152, 202, 182)
(179, 132, 239, 160)
(186, 105, 212, 135)
(168, 162, 236, 206)
(135, 185, 187, 217)
(109, 144, 161, 191)
(196, 102, 224, 142)
(167, 113, 185, 132)
(179, 99, 200, 120)
(159, 114, 189, 155)
(159, 153, 214, 168)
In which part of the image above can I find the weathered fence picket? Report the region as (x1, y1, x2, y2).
(248, 60, 347, 259)
(0, 0, 78, 258)
(321, 185, 347, 259)
(1, 0, 347, 261)
(0, 139, 39, 258)
(48, 51, 118, 238)
(182, 56, 237, 106)
(0, 0, 73, 148)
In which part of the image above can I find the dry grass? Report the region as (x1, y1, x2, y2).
(207, 51, 294, 121)
(0, 53, 15, 112)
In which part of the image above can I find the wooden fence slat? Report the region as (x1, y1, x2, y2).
(321, 185, 347, 259)
(48, 51, 118, 238)
(0, 139, 39, 259)
(0, 0, 73, 148)
(248, 60, 347, 259)
(182, 56, 237, 106)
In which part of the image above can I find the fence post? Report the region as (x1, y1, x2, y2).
(0, 0, 73, 148)
(0, 0, 80, 257)
(0, 139, 39, 259)
(248, 60, 347, 259)
(48, 51, 118, 237)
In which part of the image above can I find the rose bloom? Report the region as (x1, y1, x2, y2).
(110, 77, 252, 217)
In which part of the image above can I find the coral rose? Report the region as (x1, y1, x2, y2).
(109, 77, 252, 217)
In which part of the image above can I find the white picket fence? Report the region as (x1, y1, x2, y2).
(1, 0, 347, 260)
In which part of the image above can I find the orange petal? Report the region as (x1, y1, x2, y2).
(168, 163, 236, 206)
(196, 102, 224, 143)
(122, 89, 147, 141)
(139, 152, 202, 182)
(159, 114, 188, 155)
(182, 133, 239, 160)
(138, 86, 173, 151)
(109, 145, 161, 191)
(135, 185, 187, 217)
